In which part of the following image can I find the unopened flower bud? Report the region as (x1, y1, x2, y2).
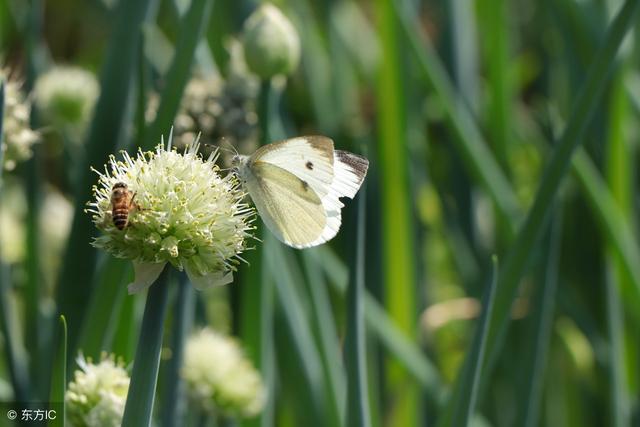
(242, 4, 300, 79)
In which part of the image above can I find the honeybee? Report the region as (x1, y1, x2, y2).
(110, 182, 137, 230)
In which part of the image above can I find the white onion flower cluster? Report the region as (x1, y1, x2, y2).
(87, 137, 255, 293)
(183, 328, 266, 418)
(34, 65, 99, 134)
(65, 354, 130, 427)
(1, 70, 39, 170)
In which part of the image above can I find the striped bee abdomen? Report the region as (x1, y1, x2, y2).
(112, 208, 130, 230)
(110, 182, 134, 230)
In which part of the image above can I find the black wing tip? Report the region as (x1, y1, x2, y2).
(335, 150, 369, 177)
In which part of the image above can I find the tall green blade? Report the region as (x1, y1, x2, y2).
(112, 290, 141, 364)
(604, 65, 631, 427)
(312, 247, 443, 404)
(605, 264, 628, 427)
(268, 244, 330, 425)
(257, 245, 276, 427)
(0, 81, 4, 172)
(344, 183, 371, 427)
(522, 214, 563, 427)
(24, 0, 46, 399)
(0, 263, 30, 402)
(76, 258, 129, 360)
(240, 79, 281, 427)
(478, 0, 511, 170)
(374, 0, 418, 423)
(393, 0, 520, 233)
(56, 0, 155, 350)
(143, 0, 214, 150)
(0, 79, 28, 403)
(48, 316, 67, 427)
(447, 0, 480, 112)
(239, 231, 272, 427)
(484, 0, 640, 370)
(160, 275, 194, 427)
(301, 252, 346, 427)
(571, 149, 640, 309)
(450, 258, 498, 427)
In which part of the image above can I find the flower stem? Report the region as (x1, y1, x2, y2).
(238, 78, 279, 427)
(122, 266, 171, 427)
(160, 274, 194, 427)
(258, 80, 272, 143)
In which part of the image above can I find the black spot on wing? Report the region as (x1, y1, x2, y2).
(306, 161, 314, 170)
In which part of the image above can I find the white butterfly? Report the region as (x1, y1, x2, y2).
(232, 136, 369, 248)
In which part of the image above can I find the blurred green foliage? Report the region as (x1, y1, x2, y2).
(0, 0, 639, 426)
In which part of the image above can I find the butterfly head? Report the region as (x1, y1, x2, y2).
(230, 154, 251, 181)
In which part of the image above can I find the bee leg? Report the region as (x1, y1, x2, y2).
(130, 192, 143, 211)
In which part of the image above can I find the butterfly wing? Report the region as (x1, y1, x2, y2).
(245, 160, 327, 248)
(243, 136, 370, 248)
(332, 150, 369, 198)
(304, 150, 370, 247)
(251, 136, 335, 198)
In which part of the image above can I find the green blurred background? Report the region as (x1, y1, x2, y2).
(1, 0, 640, 425)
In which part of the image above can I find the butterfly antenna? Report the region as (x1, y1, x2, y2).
(217, 146, 232, 155)
(218, 137, 239, 156)
(196, 141, 220, 162)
